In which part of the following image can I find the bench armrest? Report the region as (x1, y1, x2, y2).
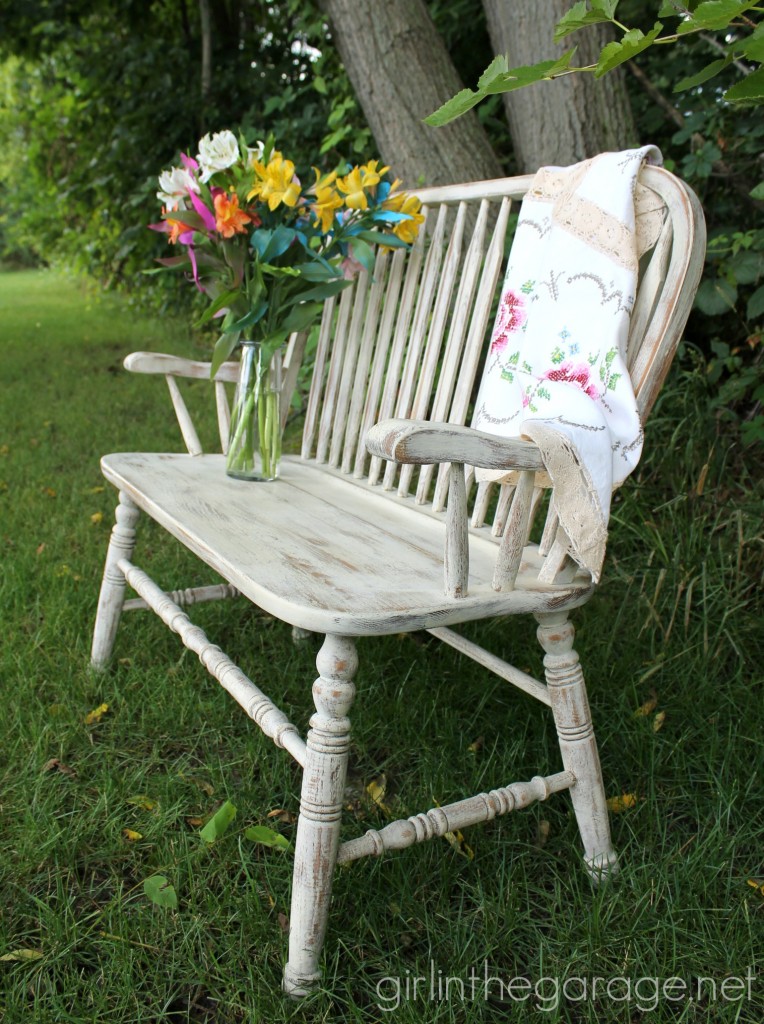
(365, 418, 544, 472)
(123, 351, 240, 383)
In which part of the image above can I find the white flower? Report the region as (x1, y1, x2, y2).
(196, 130, 240, 183)
(246, 140, 265, 166)
(156, 166, 199, 211)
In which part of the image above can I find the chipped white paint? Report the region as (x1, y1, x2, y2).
(91, 167, 706, 995)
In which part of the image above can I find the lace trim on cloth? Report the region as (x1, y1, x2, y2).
(529, 164, 666, 269)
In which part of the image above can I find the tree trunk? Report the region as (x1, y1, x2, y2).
(482, 0, 637, 172)
(319, 0, 503, 188)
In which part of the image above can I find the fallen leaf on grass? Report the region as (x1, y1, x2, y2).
(653, 711, 666, 732)
(42, 758, 77, 778)
(634, 690, 658, 717)
(467, 736, 484, 754)
(84, 702, 109, 725)
(42, 486, 55, 497)
(366, 774, 392, 816)
(536, 819, 551, 848)
(36, 543, 45, 555)
(607, 793, 638, 813)
(432, 797, 474, 860)
(0, 949, 44, 962)
(277, 912, 289, 933)
(185, 816, 204, 828)
(244, 826, 291, 851)
(747, 879, 764, 896)
(267, 808, 296, 825)
(126, 795, 157, 812)
(87, 486, 105, 494)
(123, 829, 143, 842)
(179, 773, 214, 797)
(442, 826, 474, 860)
(143, 875, 178, 910)
(90, 512, 103, 525)
(200, 800, 237, 843)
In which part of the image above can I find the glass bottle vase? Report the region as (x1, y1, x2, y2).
(225, 341, 282, 481)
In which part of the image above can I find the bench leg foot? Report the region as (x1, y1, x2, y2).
(283, 634, 357, 998)
(536, 612, 619, 884)
(91, 490, 139, 669)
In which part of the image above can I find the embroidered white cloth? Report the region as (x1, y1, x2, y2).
(472, 147, 665, 581)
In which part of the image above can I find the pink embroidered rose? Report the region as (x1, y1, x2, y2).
(543, 361, 600, 400)
(490, 290, 526, 352)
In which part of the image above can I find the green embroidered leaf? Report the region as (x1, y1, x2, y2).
(595, 24, 663, 76)
(537, 386, 552, 400)
(608, 373, 622, 390)
(551, 347, 565, 364)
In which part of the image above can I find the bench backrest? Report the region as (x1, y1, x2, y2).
(298, 167, 705, 520)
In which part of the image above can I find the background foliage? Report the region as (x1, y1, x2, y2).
(0, 0, 761, 446)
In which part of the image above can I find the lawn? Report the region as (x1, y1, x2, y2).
(0, 268, 762, 1022)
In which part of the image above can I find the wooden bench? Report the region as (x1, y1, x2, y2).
(91, 166, 705, 995)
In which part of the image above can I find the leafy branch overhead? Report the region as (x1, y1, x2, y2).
(425, 0, 764, 127)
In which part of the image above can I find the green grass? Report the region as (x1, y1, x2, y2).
(0, 268, 762, 1022)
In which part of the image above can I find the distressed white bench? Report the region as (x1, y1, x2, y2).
(91, 166, 705, 996)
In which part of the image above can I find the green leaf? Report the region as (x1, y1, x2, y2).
(285, 278, 352, 305)
(244, 825, 292, 850)
(0, 949, 45, 962)
(695, 278, 738, 314)
(747, 284, 764, 320)
(596, 24, 663, 76)
(349, 237, 375, 273)
(677, 1, 760, 33)
(728, 250, 763, 285)
(226, 300, 268, 333)
(424, 87, 483, 127)
(195, 289, 241, 328)
(750, 181, 764, 200)
(160, 209, 205, 231)
(724, 66, 764, 104)
(554, 1, 616, 42)
(210, 330, 241, 378)
(497, 51, 578, 92)
(591, 0, 620, 16)
(143, 875, 178, 910)
(736, 24, 764, 62)
(477, 54, 509, 90)
(279, 301, 324, 336)
(313, 74, 327, 94)
(674, 57, 730, 91)
(355, 229, 410, 249)
(200, 800, 237, 843)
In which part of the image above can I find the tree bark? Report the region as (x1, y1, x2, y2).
(319, 0, 503, 188)
(482, 0, 638, 172)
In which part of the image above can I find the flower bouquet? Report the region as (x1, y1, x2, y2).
(151, 130, 423, 479)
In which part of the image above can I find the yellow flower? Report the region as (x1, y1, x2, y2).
(309, 168, 342, 232)
(337, 159, 390, 211)
(247, 152, 301, 210)
(383, 188, 424, 244)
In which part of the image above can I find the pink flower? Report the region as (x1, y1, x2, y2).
(490, 290, 526, 352)
(543, 361, 600, 400)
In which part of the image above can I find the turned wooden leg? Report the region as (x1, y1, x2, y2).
(535, 611, 618, 883)
(283, 634, 357, 998)
(91, 490, 139, 669)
